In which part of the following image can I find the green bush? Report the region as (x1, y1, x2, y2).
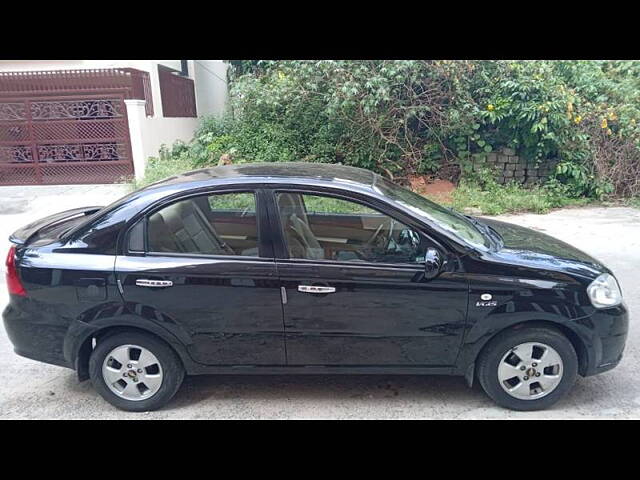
(141, 60, 640, 205)
(133, 147, 195, 189)
(627, 196, 640, 209)
(449, 179, 592, 215)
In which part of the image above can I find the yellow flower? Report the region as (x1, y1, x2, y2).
(608, 111, 617, 121)
(487, 104, 495, 111)
(277, 71, 286, 80)
(574, 115, 582, 124)
(601, 118, 608, 129)
(631, 119, 637, 125)
(607, 128, 613, 135)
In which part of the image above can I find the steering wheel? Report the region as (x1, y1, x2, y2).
(363, 218, 395, 252)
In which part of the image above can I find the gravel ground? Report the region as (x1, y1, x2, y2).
(0, 185, 637, 419)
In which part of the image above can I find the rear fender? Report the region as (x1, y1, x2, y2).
(64, 311, 196, 380)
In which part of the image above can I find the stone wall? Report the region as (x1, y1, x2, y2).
(470, 148, 558, 186)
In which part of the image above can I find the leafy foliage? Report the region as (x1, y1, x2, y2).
(448, 179, 592, 215)
(149, 60, 640, 201)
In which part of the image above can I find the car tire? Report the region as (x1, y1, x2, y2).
(89, 331, 185, 412)
(477, 326, 578, 411)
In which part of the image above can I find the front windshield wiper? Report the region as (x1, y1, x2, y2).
(443, 206, 486, 234)
(440, 206, 496, 249)
(462, 214, 504, 249)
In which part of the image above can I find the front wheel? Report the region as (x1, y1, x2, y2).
(477, 326, 578, 411)
(89, 331, 185, 412)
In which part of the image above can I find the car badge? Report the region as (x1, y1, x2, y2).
(477, 293, 497, 307)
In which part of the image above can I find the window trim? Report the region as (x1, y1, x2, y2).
(270, 187, 448, 267)
(122, 188, 271, 260)
(127, 215, 147, 254)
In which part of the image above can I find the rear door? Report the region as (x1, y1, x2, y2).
(270, 188, 469, 367)
(115, 188, 286, 366)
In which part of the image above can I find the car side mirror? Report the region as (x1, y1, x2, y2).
(424, 247, 442, 280)
(398, 228, 420, 248)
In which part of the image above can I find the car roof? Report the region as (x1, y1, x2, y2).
(70, 163, 383, 241)
(143, 162, 378, 192)
(70, 161, 472, 256)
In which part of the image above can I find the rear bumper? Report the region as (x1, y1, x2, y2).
(576, 303, 629, 377)
(2, 301, 72, 369)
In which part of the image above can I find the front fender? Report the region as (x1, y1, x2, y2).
(454, 273, 595, 376)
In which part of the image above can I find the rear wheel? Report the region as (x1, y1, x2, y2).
(89, 331, 184, 412)
(477, 326, 578, 411)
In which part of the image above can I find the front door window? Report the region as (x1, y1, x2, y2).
(276, 192, 427, 264)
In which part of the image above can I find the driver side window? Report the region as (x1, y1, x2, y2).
(276, 192, 428, 264)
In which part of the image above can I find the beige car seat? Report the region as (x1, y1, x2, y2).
(277, 193, 324, 260)
(148, 199, 234, 255)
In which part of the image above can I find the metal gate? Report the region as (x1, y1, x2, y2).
(0, 94, 134, 185)
(0, 68, 153, 186)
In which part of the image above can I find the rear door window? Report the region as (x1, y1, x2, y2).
(146, 192, 259, 257)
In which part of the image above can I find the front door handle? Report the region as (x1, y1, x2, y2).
(298, 285, 336, 294)
(136, 279, 173, 288)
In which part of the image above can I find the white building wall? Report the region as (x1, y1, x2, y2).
(125, 100, 198, 180)
(193, 60, 229, 117)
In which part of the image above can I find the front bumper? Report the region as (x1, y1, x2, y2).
(574, 303, 629, 377)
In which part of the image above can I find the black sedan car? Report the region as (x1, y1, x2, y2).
(3, 163, 628, 412)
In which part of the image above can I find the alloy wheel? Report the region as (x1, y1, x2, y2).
(497, 342, 564, 400)
(101, 344, 164, 401)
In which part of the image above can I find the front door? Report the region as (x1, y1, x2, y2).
(272, 190, 468, 367)
(115, 189, 285, 365)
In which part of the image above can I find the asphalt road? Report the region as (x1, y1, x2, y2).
(0, 185, 637, 419)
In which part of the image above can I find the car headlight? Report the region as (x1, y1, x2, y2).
(587, 273, 622, 308)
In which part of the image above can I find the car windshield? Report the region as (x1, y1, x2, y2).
(374, 176, 490, 250)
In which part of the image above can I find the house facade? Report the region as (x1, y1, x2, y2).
(0, 60, 228, 185)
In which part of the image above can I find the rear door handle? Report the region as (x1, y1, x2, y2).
(136, 279, 173, 288)
(298, 285, 336, 294)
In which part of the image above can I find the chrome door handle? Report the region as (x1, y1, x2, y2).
(136, 279, 173, 288)
(298, 285, 336, 294)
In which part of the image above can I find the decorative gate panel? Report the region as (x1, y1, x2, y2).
(0, 94, 134, 185)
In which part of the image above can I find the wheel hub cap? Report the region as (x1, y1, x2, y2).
(102, 344, 163, 401)
(497, 342, 564, 400)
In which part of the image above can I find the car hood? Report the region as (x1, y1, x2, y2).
(478, 218, 608, 280)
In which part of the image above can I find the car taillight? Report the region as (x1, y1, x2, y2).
(5, 246, 26, 297)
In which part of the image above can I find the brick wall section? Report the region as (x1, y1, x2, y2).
(470, 148, 558, 186)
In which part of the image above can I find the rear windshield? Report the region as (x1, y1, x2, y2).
(61, 189, 142, 242)
(30, 215, 93, 246)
